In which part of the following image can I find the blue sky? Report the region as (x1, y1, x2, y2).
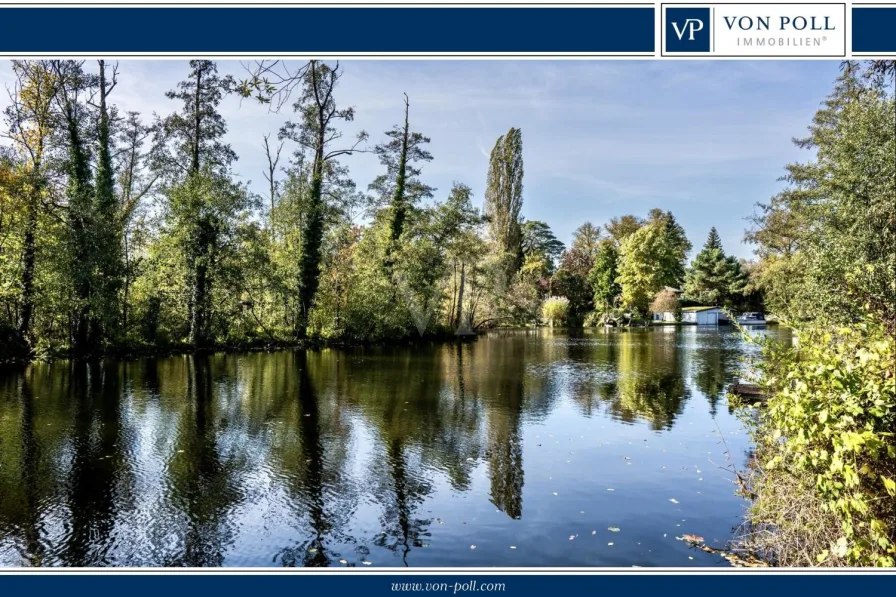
(0, 60, 841, 258)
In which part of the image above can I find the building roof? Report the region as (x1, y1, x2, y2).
(681, 306, 720, 312)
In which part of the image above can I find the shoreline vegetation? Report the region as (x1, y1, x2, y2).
(1, 59, 894, 567)
(2, 59, 764, 365)
(730, 61, 895, 567)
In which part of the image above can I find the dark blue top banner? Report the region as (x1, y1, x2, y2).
(0, 7, 655, 54)
(852, 7, 896, 54)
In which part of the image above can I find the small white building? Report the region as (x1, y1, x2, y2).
(681, 306, 722, 325)
(652, 311, 676, 322)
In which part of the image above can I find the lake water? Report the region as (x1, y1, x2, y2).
(0, 327, 788, 567)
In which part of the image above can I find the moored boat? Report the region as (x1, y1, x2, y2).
(736, 312, 766, 325)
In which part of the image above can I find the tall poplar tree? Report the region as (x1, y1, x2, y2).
(484, 127, 524, 277)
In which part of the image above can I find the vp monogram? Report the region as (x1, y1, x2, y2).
(671, 18, 705, 41)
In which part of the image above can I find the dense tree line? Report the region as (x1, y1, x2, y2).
(1, 59, 769, 361)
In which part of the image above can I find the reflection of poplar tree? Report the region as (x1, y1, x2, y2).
(485, 341, 525, 520)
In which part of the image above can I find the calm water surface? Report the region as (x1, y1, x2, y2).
(0, 327, 788, 567)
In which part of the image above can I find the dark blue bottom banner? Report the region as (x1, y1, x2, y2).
(0, 574, 892, 596)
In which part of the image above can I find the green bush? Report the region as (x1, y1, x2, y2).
(743, 321, 895, 566)
(541, 296, 569, 324)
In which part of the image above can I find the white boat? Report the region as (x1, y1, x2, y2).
(736, 312, 766, 325)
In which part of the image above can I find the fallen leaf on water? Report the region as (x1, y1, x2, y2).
(308, 548, 318, 553)
(607, 542, 614, 546)
(339, 559, 347, 564)
(591, 531, 597, 535)
(569, 535, 576, 541)
(680, 534, 704, 542)
(608, 527, 620, 532)
(669, 498, 680, 504)
(470, 545, 476, 550)
(362, 561, 372, 566)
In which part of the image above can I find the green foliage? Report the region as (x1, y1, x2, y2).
(541, 296, 569, 324)
(370, 94, 433, 246)
(746, 322, 895, 566)
(589, 242, 620, 316)
(551, 224, 604, 323)
(617, 220, 688, 314)
(521, 220, 564, 272)
(746, 63, 895, 329)
(484, 127, 524, 277)
(683, 227, 748, 308)
(739, 62, 896, 568)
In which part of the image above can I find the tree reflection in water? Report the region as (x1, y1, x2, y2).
(0, 327, 785, 567)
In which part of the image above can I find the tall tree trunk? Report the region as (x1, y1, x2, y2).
(390, 95, 410, 243)
(297, 141, 325, 338)
(92, 59, 119, 349)
(191, 67, 202, 176)
(455, 263, 466, 330)
(16, 194, 37, 353)
(187, 66, 205, 345)
(190, 259, 209, 348)
(61, 92, 94, 357)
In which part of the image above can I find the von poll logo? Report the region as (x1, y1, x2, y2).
(666, 7, 711, 52)
(663, 4, 846, 57)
